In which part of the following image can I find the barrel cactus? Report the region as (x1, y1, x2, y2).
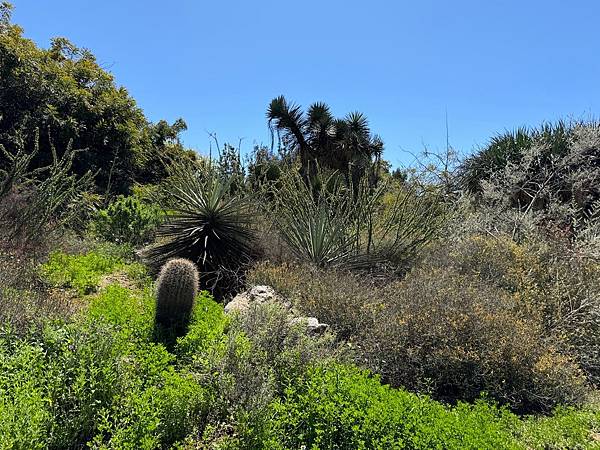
(155, 258, 199, 339)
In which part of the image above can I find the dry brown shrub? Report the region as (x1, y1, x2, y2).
(247, 262, 384, 340)
(248, 257, 590, 412)
(356, 267, 587, 412)
(0, 249, 79, 332)
(422, 234, 600, 386)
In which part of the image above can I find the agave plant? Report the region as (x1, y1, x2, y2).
(458, 121, 572, 194)
(266, 167, 444, 272)
(269, 169, 353, 267)
(143, 160, 255, 296)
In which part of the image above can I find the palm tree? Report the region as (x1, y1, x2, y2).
(266, 96, 383, 186)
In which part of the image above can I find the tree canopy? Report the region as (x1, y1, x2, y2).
(267, 96, 384, 186)
(0, 2, 190, 195)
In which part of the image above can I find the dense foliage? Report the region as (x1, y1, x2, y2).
(92, 194, 163, 245)
(2, 3, 600, 447)
(0, 3, 192, 194)
(1, 247, 598, 448)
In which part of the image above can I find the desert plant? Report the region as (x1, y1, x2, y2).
(0, 132, 93, 249)
(247, 262, 383, 340)
(459, 120, 600, 228)
(268, 169, 354, 268)
(142, 160, 256, 297)
(427, 231, 600, 387)
(356, 266, 588, 413)
(267, 96, 383, 185)
(264, 167, 444, 272)
(154, 258, 199, 340)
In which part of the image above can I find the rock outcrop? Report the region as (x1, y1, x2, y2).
(225, 285, 329, 335)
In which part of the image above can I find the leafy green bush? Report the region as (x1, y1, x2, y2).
(260, 363, 520, 449)
(0, 283, 213, 449)
(41, 250, 124, 294)
(93, 195, 163, 245)
(228, 363, 599, 449)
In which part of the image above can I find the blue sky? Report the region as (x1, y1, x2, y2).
(11, 0, 600, 167)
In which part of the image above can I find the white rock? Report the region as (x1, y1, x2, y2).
(226, 285, 329, 335)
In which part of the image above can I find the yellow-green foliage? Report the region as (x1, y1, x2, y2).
(41, 248, 149, 295)
(41, 250, 124, 294)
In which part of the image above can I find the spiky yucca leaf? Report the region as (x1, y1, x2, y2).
(269, 169, 352, 268)
(143, 161, 255, 295)
(266, 167, 444, 272)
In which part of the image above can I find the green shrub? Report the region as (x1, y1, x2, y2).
(175, 292, 230, 358)
(154, 258, 199, 342)
(176, 299, 342, 446)
(258, 363, 523, 449)
(41, 250, 124, 294)
(93, 195, 163, 245)
(252, 363, 600, 450)
(518, 405, 600, 449)
(0, 284, 213, 448)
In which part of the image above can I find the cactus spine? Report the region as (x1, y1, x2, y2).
(154, 258, 199, 338)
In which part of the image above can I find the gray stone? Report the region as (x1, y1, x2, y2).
(289, 316, 330, 335)
(226, 285, 329, 335)
(224, 285, 290, 314)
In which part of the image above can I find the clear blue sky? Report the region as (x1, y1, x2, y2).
(11, 0, 600, 167)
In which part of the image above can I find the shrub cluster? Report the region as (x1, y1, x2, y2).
(1, 247, 599, 448)
(92, 195, 163, 245)
(248, 237, 592, 413)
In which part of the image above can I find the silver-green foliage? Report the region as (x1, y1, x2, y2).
(265, 168, 444, 271)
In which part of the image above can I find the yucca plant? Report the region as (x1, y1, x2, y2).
(143, 160, 255, 297)
(265, 167, 444, 272)
(269, 169, 353, 267)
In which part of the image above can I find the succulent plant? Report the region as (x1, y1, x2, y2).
(142, 161, 255, 298)
(154, 258, 199, 339)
